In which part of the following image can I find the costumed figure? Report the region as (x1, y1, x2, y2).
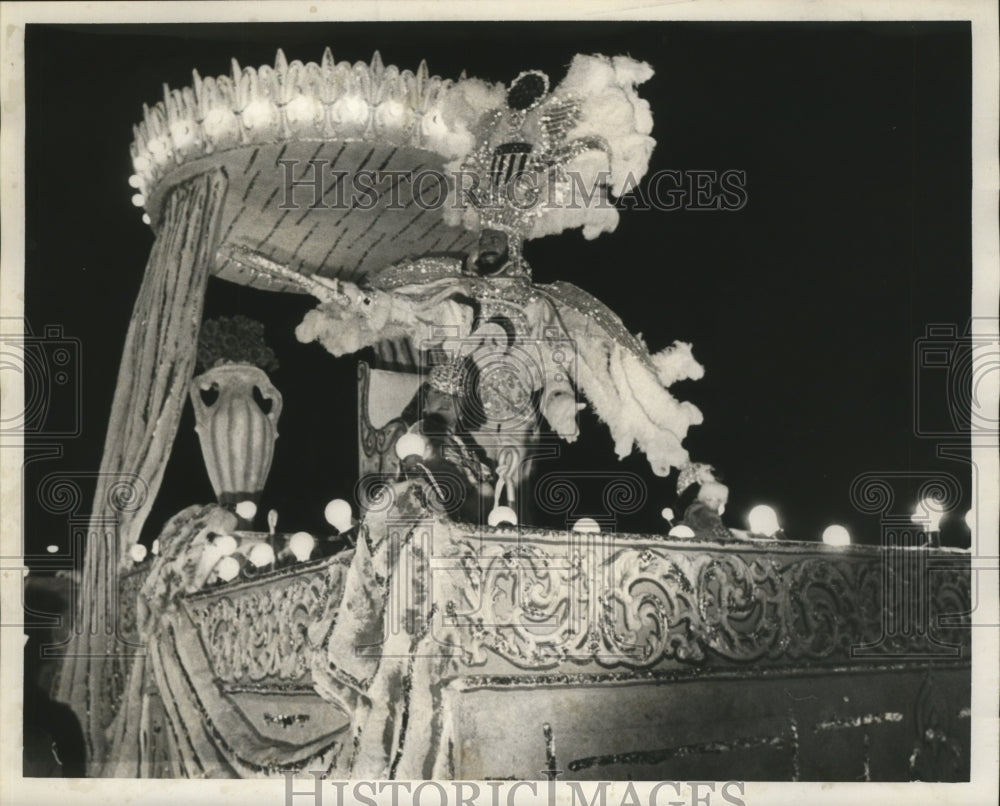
(674, 462, 733, 541)
(224, 57, 703, 491)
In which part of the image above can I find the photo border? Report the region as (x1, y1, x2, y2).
(1, 2, 996, 805)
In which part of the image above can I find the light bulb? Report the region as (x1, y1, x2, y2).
(288, 532, 315, 562)
(247, 542, 275, 568)
(324, 499, 354, 533)
(487, 506, 518, 527)
(571, 517, 601, 533)
(395, 432, 427, 461)
(822, 524, 851, 547)
(913, 496, 945, 532)
(216, 556, 240, 582)
(235, 500, 257, 521)
(129, 543, 147, 563)
(661, 507, 674, 522)
(668, 524, 695, 538)
(748, 505, 780, 537)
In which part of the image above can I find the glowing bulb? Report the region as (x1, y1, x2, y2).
(748, 505, 780, 537)
(487, 506, 518, 527)
(965, 509, 974, 531)
(572, 517, 601, 533)
(324, 499, 354, 533)
(216, 556, 240, 582)
(395, 432, 427, 461)
(288, 532, 316, 562)
(247, 542, 275, 568)
(45, 545, 59, 554)
(129, 543, 148, 563)
(661, 507, 675, 522)
(912, 496, 945, 532)
(213, 535, 238, 556)
(235, 500, 257, 521)
(822, 525, 851, 547)
(668, 524, 695, 538)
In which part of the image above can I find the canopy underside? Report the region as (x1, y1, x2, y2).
(145, 141, 478, 293)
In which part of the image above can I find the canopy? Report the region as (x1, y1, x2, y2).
(131, 49, 656, 290)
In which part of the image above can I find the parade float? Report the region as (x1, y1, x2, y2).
(52, 49, 971, 781)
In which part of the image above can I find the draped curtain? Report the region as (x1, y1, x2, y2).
(54, 168, 228, 775)
(311, 481, 461, 779)
(104, 503, 349, 777)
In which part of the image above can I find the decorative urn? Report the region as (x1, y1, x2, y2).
(190, 316, 282, 506)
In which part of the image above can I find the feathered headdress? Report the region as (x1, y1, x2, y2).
(676, 463, 719, 496)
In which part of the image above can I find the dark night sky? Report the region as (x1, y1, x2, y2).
(22, 21, 972, 558)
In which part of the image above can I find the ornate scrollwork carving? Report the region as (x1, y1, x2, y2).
(185, 568, 343, 685)
(441, 533, 970, 671)
(449, 542, 589, 668)
(598, 549, 702, 665)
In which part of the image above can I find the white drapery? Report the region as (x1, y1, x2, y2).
(54, 168, 229, 774)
